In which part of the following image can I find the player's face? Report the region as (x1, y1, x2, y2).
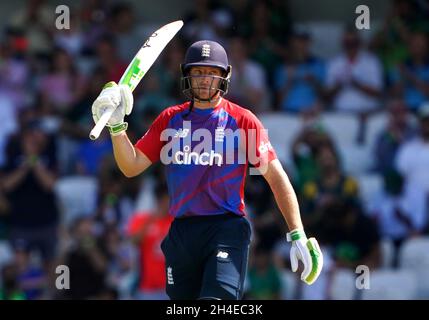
(189, 66, 223, 100)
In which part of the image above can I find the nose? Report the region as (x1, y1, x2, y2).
(197, 75, 212, 88)
(200, 74, 211, 83)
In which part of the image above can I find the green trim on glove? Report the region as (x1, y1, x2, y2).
(286, 229, 306, 242)
(108, 122, 128, 136)
(304, 238, 322, 284)
(103, 81, 117, 89)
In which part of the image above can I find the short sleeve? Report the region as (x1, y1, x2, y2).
(135, 108, 175, 163)
(240, 110, 277, 168)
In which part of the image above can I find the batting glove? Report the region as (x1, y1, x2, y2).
(92, 81, 134, 136)
(287, 228, 323, 285)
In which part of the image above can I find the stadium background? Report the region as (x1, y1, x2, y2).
(0, 0, 429, 300)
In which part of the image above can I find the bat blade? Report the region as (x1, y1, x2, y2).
(89, 20, 183, 140)
(119, 20, 184, 92)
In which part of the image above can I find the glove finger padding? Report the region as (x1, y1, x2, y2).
(290, 245, 299, 272)
(92, 97, 115, 124)
(119, 84, 134, 115)
(92, 82, 121, 124)
(303, 238, 323, 285)
(295, 239, 313, 281)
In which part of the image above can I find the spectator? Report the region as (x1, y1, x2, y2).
(133, 72, 177, 127)
(274, 30, 325, 114)
(1, 121, 59, 271)
(395, 102, 429, 194)
(390, 32, 429, 111)
(75, 131, 112, 176)
(94, 161, 135, 231)
(228, 36, 270, 113)
(320, 200, 381, 270)
(99, 225, 137, 300)
(245, 244, 282, 300)
(368, 169, 427, 266)
(79, 0, 110, 54)
(60, 217, 108, 299)
(8, 0, 55, 56)
(54, 12, 85, 57)
(182, 0, 220, 44)
(373, 99, 416, 174)
(0, 263, 26, 300)
(371, 0, 428, 71)
(248, 199, 285, 253)
(38, 48, 86, 113)
(61, 67, 109, 139)
(127, 183, 173, 300)
(0, 28, 30, 111)
(325, 28, 383, 114)
(266, 0, 292, 44)
(14, 242, 46, 300)
(300, 145, 359, 235)
(0, 94, 18, 167)
(108, 2, 144, 62)
(291, 124, 335, 190)
(245, 1, 285, 78)
(94, 35, 128, 84)
(152, 39, 185, 104)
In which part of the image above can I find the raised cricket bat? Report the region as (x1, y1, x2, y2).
(89, 20, 184, 140)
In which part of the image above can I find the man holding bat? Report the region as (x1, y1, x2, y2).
(91, 40, 323, 300)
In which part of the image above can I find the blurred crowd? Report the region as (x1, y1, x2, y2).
(0, 0, 429, 300)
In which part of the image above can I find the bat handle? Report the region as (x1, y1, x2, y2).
(89, 108, 115, 140)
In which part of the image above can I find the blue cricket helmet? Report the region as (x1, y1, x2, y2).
(180, 40, 232, 101)
(181, 40, 230, 73)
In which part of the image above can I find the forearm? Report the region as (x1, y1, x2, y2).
(271, 173, 303, 231)
(111, 132, 151, 177)
(33, 164, 57, 191)
(264, 160, 303, 231)
(2, 167, 28, 192)
(352, 80, 381, 97)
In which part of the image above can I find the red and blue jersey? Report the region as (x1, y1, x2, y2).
(135, 98, 276, 218)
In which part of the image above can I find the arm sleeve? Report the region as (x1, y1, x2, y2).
(134, 109, 173, 163)
(240, 110, 277, 168)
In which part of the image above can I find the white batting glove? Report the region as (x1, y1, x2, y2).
(92, 81, 134, 135)
(287, 229, 323, 285)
